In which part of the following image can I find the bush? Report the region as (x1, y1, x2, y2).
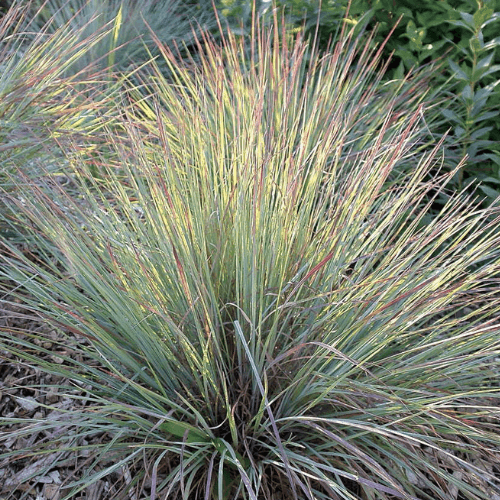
(1, 15, 500, 500)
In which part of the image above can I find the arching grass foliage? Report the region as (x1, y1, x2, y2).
(1, 13, 500, 500)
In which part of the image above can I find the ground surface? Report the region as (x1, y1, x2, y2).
(0, 297, 137, 499)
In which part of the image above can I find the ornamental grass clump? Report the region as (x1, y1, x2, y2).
(0, 2, 123, 242)
(0, 2, 113, 169)
(1, 15, 500, 500)
(23, 0, 215, 75)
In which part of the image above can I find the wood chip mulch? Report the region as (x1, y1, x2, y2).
(0, 299, 136, 500)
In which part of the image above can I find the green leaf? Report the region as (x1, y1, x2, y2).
(393, 61, 405, 80)
(403, 20, 426, 49)
(479, 184, 500, 200)
(477, 52, 494, 71)
(484, 36, 500, 50)
(395, 48, 417, 69)
(447, 19, 473, 31)
(485, 152, 500, 166)
(441, 108, 462, 124)
(212, 438, 250, 469)
(448, 59, 469, 81)
(406, 19, 417, 37)
(473, 110, 499, 122)
(421, 39, 447, 55)
(475, 85, 495, 101)
(470, 126, 493, 140)
(469, 35, 484, 53)
(112, 4, 123, 48)
(480, 176, 500, 185)
(221, 468, 234, 500)
(483, 64, 500, 77)
(473, 7, 494, 30)
(416, 11, 448, 28)
(459, 11, 475, 28)
(482, 11, 500, 27)
(461, 84, 474, 100)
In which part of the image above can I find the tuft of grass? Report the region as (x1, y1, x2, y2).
(0, 2, 127, 243)
(21, 0, 216, 75)
(1, 13, 500, 500)
(0, 3, 105, 160)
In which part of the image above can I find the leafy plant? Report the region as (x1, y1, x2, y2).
(441, 0, 500, 199)
(219, 0, 500, 205)
(218, 0, 272, 31)
(2, 14, 500, 500)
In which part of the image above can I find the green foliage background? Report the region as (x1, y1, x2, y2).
(218, 0, 500, 203)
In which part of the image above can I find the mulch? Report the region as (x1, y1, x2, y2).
(0, 298, 135, 500)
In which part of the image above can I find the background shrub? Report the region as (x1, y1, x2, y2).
(216, 0, 500, 205)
